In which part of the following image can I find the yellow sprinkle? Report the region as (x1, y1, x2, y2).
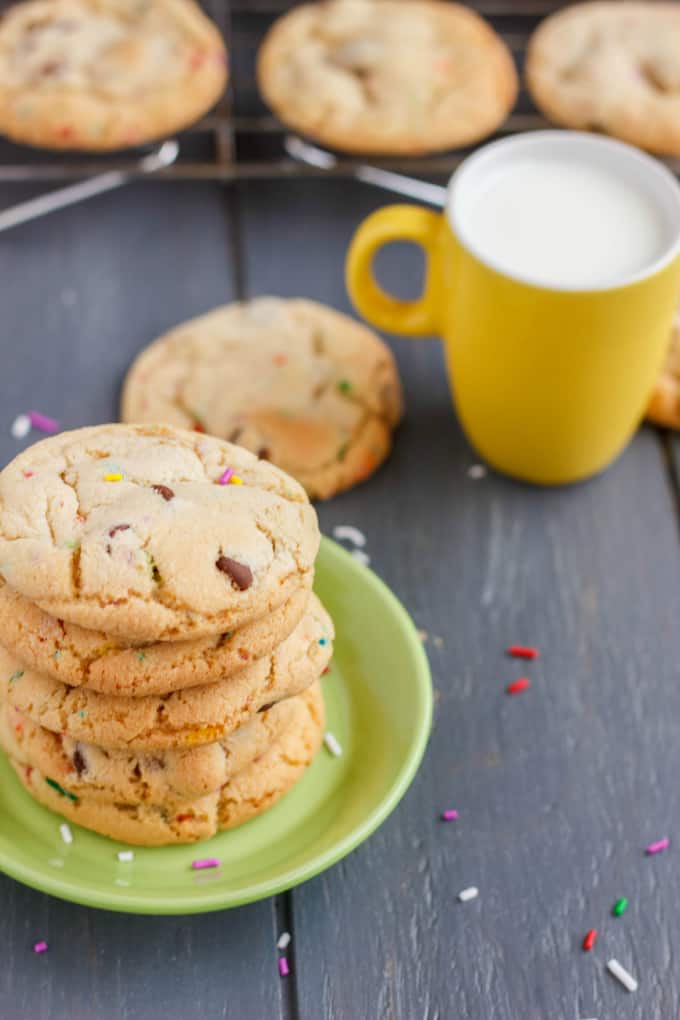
(229, 476, 243, 485)
(104, 473, 122, 482)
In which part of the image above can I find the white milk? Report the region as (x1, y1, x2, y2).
(458, 154, 670, 289)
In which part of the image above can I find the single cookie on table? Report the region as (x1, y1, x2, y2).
(647, 306, 680, 427)
(256, 0, 518, 156)
(0, 593, 333, 751)
(526, 3, 680, 156)
(0, 577, 310, 696)
(8, 681, 325, 845)
(0, 0, 227, 151)
(121, 297, 403, 500)
(0, 683, 321, 805)
(0, 424, 320, 642)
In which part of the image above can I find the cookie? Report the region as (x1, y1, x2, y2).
(0, 0, 227, 151)
(256, 0, 518, 156)
(647, 305, 680, 426)
(0, 424, 320, 642)
(7, 681, 325, 845)
(526, 3, 680, 156)
(0, 684, 320, 805)
(0, 578, 310, 696)
(121, 297, 403, 500)
(0, 593, 333, 750)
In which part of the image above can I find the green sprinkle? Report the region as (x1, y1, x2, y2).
(137, 651, 146, 662)
(613, 897, 628, 916)
(337, 379, 353, 395)
(45, 777, 78, 802)
(78, 710, 86, 719)
(319, 637, 327, 646)
(9, 669, 24, 684)
(53, 651, 62, 660)
(336, 442, 350, 462)
(64, 539, 79, 550)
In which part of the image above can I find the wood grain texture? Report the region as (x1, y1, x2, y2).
(0, 180, 284, 1020)
(239, 178, 680, 1020)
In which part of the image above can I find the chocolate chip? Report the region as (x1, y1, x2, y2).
(152, 484, 174, 502)
(257, 702, 274, 714)
(228, 427, 243, 443)
(215, 555, 253, 591)
(257, 447, 270, 461)
(108, 524, 130, 538)
(132, 763, 142, 780)
(72, 747, 86, 776)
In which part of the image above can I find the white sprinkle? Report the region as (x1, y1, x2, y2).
(458, 886, 479, 902)
(277, 932, 291, 950)
(59, 823, 73, 845)
(607, 959, 638, 993)
(11, 414, 31, 439)
(117, 850, 135, 862)
(350, 548, 371, 567)
(324, 731, 343, 757)
(333, 525, 366, 547)
(467, 464, 487, 480)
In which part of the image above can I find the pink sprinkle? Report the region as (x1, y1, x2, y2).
(191, 857, 220, 870)
(278, 957, 290, 977)
(23, 470, 34, 478)
(441, 809, 459, 821)
(33, 941, 48, 954)
(28, 411, 59, 434)
(646, 838, 670, 855)
(218, 467, 234, 485)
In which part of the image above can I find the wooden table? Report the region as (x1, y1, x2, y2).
(1, 124, 680, 1020)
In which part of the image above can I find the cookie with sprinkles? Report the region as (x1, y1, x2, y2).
(0, 577, 311, 696)
(8, 680, 325, 845)
(256, 0, 518, 156)
(121, 297, 403, 500)
(0, 593, 333, 750)
(0, 424, 320, 641)
(0, 682, 322, 805)
(0, 0, 227, 151)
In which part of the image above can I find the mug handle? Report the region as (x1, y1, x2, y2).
(345, 204, 442, 336)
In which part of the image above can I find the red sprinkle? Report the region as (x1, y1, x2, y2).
(193, 423, 205, 433)
(506, 677, 530, 695)
(507, 645, 540, 660)
(582, 928, 597, 952)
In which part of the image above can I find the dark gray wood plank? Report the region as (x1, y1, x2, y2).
(239, 177, 680, 1020)
(0, 180, 283, 1020)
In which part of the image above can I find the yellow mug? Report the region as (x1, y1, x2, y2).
(346, 131, 680, 484)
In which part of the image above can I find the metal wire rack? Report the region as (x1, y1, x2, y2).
(0, 0, 679, 184)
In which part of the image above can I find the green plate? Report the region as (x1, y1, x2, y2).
(0, 537, 432, 914)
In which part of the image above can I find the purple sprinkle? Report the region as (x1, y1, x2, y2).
(28, 411, 59, 434)
(33, 941, 48, 954)
(191, 857, 220, 870)
(646, 838, 670, 855)
(441, 809, 459, 822)
(278, 957, 290, 977)
(218, 467, 234, 485)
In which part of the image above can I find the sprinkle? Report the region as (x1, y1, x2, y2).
(278, 958, 290, 977)
(458, 886, 479, 902)
(324, 731, 343, 757)
(104, 473, 122, 482)
(9, 669, 24, 684)
(230, 476, 243, 486)
(136, 652, 146, 662)
(507, 645, 540, 660)
(321, 665, 331, 675)
(337, 379, 353, 394)
(22, 470, 34, 478)
(28, 411, 59, 434)
(11, 413, 31, 439)
(441, 809, 458, 821)
(218, 467, 234, 485)
(53, 651, 62, 660)
(191, 857, 220, 870)
(506, 677, 530, 695)
(117, 850, 134, 862)
(582, 928, 597, 951)
(273, 353, 287, 366)
(607, 958, 638, 992)
(45, 777, 78, 801)
(336, 441, 350, 462)
(277, 932, 291, 950)
(350, 549, 371, 567)
(319, 637, 328, 646)
(612, 897, 628, 916)
(646, 838, 670, 855)
(59, 823, 73, 845)
(467, 464, 487, 479)
(332, 525, 367, 547)
(33, 941, 48, 954)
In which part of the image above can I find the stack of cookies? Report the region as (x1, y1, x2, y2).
(0, 424, 332, 846)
